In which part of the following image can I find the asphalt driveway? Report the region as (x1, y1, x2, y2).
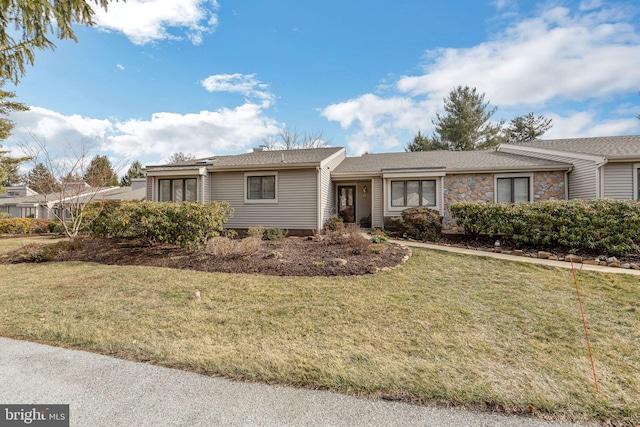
(0, 338, 583, 426)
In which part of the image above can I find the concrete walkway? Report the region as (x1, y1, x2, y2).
(0, 338, 582, 427)
(390, 238, 640, 276)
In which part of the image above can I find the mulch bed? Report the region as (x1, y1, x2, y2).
(1, 236, 411, 277)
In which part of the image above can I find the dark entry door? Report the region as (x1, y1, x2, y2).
(338, 186, 356, 223)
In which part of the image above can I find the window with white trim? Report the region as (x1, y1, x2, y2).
(496, 177, 530, 203)
(391, 180, 436, 207)
(244, 172, 278, 203)
(158, 178, 197, 202)
(247, 175, 276, 200)
(21, 207, 36, 218)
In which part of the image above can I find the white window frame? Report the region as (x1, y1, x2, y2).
(389, 179, 437, 208)
(633, 163, 640, 201)
(494, 173, 534, 203)
(158, 177, 198, 203)
(244, 171, 278, 204)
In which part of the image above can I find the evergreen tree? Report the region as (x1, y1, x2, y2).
(505, 113, 553, 143)
(167, 152, 196, 164)
(24, 162, 60, 193)
(120, 160, 144, 186)
(0, 81, 30, 192)
(405, 131, 447, 152)
(1, 0, 115, 83)
(84, 155, 119, 187)
(432, 85, 504, 151)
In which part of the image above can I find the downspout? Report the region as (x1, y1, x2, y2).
(564, 166, 572, 200)
(595, 158, 607, 199)
(316, 166, 322, 230)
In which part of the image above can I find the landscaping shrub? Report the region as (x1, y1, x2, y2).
(324, 216, 345, 232)
(263, 227, 287, 241)
(247, 226, 265, 239)
(368, 243, 386, 254)
(451, 199, 640, 257)
(30, 219, 50, 234)
(390, 207, 442, 242)
(0, 218, 32, 235)
(206, 236, 262, 258)
(0, 218, 50, 235)
(370, 229, 389, 244)
(89, 201, 233, 250)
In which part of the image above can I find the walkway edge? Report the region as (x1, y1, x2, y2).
(389, 238, 640, 276)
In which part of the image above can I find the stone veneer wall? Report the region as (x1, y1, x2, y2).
(533, 171, 565, 201)
(442, 171, 566, 231)
(443, 174, 494, 229)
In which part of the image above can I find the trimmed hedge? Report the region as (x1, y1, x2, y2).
(390, 207, 442, 242)
(0, 218, 50, 235)
(450, 199, 640, 256)
(88, 201, 233, 250)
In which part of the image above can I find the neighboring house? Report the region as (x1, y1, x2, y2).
(0, 186, 40, 218)
(0, 178, 147, 220)
(499, 135, 640, 201)
(144, 135, 640, 233)
(145, 147, 346, 233)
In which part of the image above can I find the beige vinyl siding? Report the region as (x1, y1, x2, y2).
(320, 151, 346, 228)
(204, 174, 213, 202)
(372, 177, 383, 228)
(500, 147, 597, 199)
(211, 169, 318, 230)
(603, 163, 634, 199)
(8, 206, 21, 218)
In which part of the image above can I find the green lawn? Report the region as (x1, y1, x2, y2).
(1, 237, 638, 426)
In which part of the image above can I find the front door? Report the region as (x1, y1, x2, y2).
(337, 186, 356, 223)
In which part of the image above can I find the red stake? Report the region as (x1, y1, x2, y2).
(569, 258, 600, 393)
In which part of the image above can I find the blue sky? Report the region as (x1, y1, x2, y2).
(5, 0, 640, 174)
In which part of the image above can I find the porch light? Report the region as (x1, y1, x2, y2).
(362, 185, 368, 194)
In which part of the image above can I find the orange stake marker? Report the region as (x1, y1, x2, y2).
(569, 258, 600, 393)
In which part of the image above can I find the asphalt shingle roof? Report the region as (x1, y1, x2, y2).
(514, 135, 640, 158)
(148, 147, 344, 169)
(333, 150, 571, 174)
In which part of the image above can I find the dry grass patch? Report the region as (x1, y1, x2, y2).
(205, 236, 262, 258)
(0, 248, 638, 426)
(0, 236, 64, 255)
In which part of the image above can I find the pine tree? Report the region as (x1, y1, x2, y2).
(0, 82, 30, 192)
(405, 131, 447, 152)
(432, 85, 505, 151)
(120, 160, 144, 186)
(84, 155, 119, 187)
(1, 0, 115, 83)
(24, 163, 60, 193)
(505, 113, 552, 143)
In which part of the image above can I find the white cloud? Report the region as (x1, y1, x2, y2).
(322, 3, 640, 154)
(7, 103, 281, 166)
(396, 6, 640, 106)
(201, 73, 274, 105)
(322, 94, 435, 154)
(116, 64, 125, 70)
(93, 0, 219, 45)
(106, 104, 280, 160)
(8, 107, 113, 143)
(545, 112, 640, 139)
